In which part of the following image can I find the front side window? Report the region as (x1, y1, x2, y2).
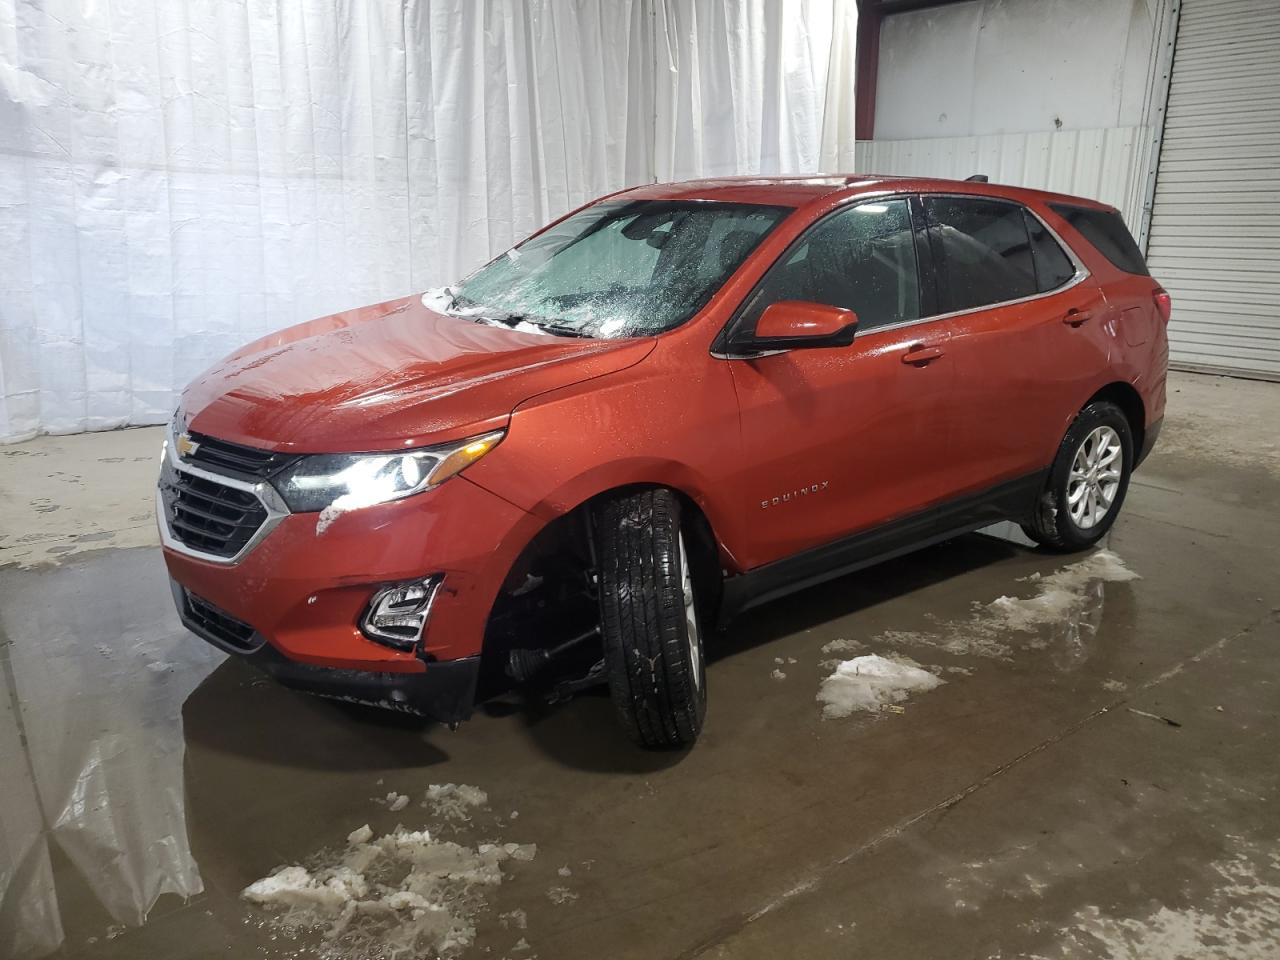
(924, 196, 1037, 312)
(737, 198, 921, 335)
(449, 200, 790, 338)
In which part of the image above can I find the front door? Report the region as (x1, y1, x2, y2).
(725, 197, 963, 569)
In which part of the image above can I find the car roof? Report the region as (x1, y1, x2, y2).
(619, 174, 1116, 212)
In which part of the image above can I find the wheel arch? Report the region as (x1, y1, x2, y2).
(1085, 381, 1146, 454)
(480, 478, 731, 655)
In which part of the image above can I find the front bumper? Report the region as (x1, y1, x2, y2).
(162, 467, 542, 677)
(173, 576, 481, 722)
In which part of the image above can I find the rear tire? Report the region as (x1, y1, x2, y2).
(1022, 401, 1134, 552)
(593, 488, 707, 748)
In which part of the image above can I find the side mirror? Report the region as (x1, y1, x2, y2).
(727, 300, 858, 354)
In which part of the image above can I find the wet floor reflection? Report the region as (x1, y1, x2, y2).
(0, 525, 1141, 958)
(0, 548, 221, 957)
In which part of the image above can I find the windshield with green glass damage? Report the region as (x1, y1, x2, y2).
(439, 199, 792, 339)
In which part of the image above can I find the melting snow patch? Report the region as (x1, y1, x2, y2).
(498, 908, 528, 930)
(985, 550, 1138, 633)
(421, 286, 458, 313)
(242, 784, 535, 957)
(420, 286, 552, 336)
(821, 636, 865, 655)
(315, 496, 362, 535)
(1053, 845, 1280, 959)
(872, 550, 1140, 661)
(242, 825, 537, 958)
(424, 783, 489, 822)
(547, 886, 578, 905)
(817, 654, 944, 719)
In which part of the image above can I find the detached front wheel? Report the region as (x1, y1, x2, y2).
(593, 488, 707, 748)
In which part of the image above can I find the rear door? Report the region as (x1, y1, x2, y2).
(922, 195, 1109, 493)
(726, 196, 962, 568)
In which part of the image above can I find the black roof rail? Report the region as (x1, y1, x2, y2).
(965, 174, 989, 182)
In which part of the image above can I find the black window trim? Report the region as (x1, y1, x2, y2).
(712, 191, 1091, 359)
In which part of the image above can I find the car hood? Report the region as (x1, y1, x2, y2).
(183, 294, 656, 452)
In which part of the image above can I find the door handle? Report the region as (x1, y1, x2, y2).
(901, 344, 944, 366)
(1062, 308, 1093, 327)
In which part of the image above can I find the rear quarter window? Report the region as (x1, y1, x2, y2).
(1047, 203, 1149, 276)
(1023, 209, 1077, 292)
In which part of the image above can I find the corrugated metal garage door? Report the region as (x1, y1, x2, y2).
(1146, 0, 1280, 379)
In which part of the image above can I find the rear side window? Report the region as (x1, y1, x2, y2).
(1047, 203, 1149, 276)
(1023, 210, 1077, 292)
(923, 197, 1037, 312)
(739, 198, 921, 334)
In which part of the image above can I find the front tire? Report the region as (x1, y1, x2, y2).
(593, 488, 707, 748)
(1022, 401, 1134, 552)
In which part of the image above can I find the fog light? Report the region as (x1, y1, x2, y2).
(360, 576, 442, 651)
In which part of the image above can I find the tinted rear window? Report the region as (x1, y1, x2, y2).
(1048, 203, 1149, 276)
(924, 196, 1037, 312)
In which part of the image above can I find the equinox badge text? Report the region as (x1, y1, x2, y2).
(761, 481, 830, 510)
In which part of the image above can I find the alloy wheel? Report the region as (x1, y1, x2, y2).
(1067, 425, 1123, 530)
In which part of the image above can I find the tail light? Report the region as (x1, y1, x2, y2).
(1153, 287, 1172, 324)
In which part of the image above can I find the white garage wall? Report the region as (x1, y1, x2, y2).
(864, 0, 1176, 242)
(874, 0, 1159, 139)
(0, 0, 857, 444)
(855, 125, 1152, 236)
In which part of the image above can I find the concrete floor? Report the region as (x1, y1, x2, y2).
(1, 370, 1278, 959)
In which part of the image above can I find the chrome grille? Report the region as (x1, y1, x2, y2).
(159, 460, 268, 559)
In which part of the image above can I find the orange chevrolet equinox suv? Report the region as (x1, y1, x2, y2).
(159, 175, 1169, 748)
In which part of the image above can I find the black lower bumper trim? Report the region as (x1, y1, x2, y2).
(170, 577, 479, 724)
(250, 645, 480, 724)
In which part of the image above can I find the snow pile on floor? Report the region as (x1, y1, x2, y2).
(984, 550, 1140, 635)
(424, 783, 489, 822)
(865, 550, 1140, 661)
(817, 654, 944, 719)
(243, 827, 536, 957)
(242, 783, 533, 958)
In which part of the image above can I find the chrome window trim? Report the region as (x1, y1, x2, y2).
(711, 191, 1090, 358)
(156, 426, 290, 565)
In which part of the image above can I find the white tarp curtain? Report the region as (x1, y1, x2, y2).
(0, 0, 857, 444)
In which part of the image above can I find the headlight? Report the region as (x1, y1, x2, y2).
(273, 431, 504, 514)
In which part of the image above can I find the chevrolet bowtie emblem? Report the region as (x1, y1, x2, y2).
(176, 432, 200, 459)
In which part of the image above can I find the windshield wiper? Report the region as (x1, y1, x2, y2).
(529, 321, 592, 338)
(470, 312, 590, 338)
